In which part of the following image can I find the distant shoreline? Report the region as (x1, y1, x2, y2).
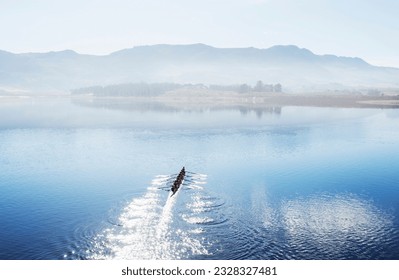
(2, 91, 399, 109)
(71, 90, 399, 109)
(160, 90, 399, 109)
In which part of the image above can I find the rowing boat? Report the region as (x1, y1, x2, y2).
(171, 167, 185, 196)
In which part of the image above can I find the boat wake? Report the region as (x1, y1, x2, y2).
(85, 171, 224, 259)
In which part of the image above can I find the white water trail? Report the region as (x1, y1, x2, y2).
(89, 174, 210, 259)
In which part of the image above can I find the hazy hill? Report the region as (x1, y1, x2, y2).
(1, 44, 398, 93)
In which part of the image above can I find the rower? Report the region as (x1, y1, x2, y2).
(170, 167, 186, 195)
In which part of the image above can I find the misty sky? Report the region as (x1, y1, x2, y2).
(1, 0, 398, 67)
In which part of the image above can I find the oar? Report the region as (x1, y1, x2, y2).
(186, 171, 207, 176)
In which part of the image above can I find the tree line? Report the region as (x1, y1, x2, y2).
(71, 81, 282, 96)
(210, 81, 282, 93)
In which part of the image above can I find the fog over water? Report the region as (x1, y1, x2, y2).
(0, 96, 392, 129)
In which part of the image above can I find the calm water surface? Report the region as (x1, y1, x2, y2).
(1, 98, 399, 259)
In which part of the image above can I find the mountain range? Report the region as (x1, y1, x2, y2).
(1, 44, 398, 93)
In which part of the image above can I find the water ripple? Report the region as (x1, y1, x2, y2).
(278, 194, 395, 259)
(83, 172, 222, 259)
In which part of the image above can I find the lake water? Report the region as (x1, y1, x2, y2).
(1, 97, 399, 260)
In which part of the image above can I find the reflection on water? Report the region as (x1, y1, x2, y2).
(280, 194, 394, 259)
(71, 96, 283, 119)
(0, 96, 384, 129)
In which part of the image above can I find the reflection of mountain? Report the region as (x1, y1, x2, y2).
(71, 96, 283, 118)
(1, 44, 399, 92)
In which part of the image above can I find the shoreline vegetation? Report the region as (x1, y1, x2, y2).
(2, 81, 399, 109)
(71, 81, 399, 110)
(2, 90, 399, 110)
(69, 82, 399, 109)
(157, 90, 399, 109)
(70, 93, 399, 111)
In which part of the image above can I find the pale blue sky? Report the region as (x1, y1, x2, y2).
(1, 0, 398, 67)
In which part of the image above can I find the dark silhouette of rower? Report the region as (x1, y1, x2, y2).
(171, 167, 185, 196)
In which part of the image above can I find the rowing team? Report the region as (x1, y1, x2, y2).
(171, 167, 185, 195)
